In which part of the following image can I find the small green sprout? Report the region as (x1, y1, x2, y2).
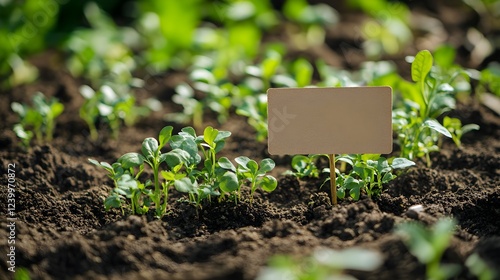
(80, 85, 149, 140)
(167, 69, 233, 131)
(396, 218, 461, 280)
(236, 94, 269, 142)
(11, 92, 64, 147)
(326, 154, 415, 200)
(283, 154, 322, 179)
(257, 247, 383, 280)
(391, 50, 478, 166)
(443, 116, 480, 147)
(219, 156, 277, 203)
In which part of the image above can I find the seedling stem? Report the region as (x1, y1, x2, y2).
(329, 154, 337, 206)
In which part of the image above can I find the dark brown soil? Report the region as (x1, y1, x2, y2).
(1, 2, 500, 279)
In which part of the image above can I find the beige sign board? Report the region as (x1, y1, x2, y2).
(267, 86, 393, 155)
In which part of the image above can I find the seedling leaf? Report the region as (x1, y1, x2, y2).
(220, 171, 239, 193)
(391, 158, 416, 169)
(412, 50, 433, 83)
(174, 177, 197, 193)
(424, 119, 452, 138)
(142, 137, 159, 160)
(218, 157, 236, 172)
(158, 126, 173, 148)
(259, 158, 276, 174)
(260, 175, 278, 192)
(118, 152, 145, 169)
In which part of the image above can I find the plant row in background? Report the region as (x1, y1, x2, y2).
(89, 126, 277, 218)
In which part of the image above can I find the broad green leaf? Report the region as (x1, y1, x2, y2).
(461, 124, 480, 134)
(260, 175, 277, 192)
(235, 156, 251, 168)
(161, 170, 185, 181)
(424, 119, 452, 138)
(259, 158, 275, 174)
(291, 155, 308, 170)
(247, 160, 259, 174)
(391, 158, 416, 169)
(164, 149, 190, 168)
(118, 153, 145, 169)
(337, 188, 345, 199)
(350, 186, 360, 200)
(104, 193, 122, 210)
(158, 126, 173, 148)
(218, 157, 236, 171)
(181, 126, 197, 138)
(376, 158, 391, 174)
(100, 161, 113, 171)
(142, 137, 159, 160)
(174, 177, 197, 193)
(203, 126, 218, 147)
(214, 130, 231, 142)
(220, 171, 239, 193)
(411, 50, 433, 83)
(361, 154, 380, 162)
(381, 172, 396, 184)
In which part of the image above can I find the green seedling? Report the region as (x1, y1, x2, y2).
(257, 247, 382, 280)
(80, 85, 149, 140)
(167, 69, 233, 130)
(396, 218, 461, 280)
(219, 156, 277, 203)
(90, 126, 184, 217)
(117, 126, 180, 217)
(11, 92, 64, 147)
(325, 154, 415, 200)
(391, 50, 478, 166)
(443, 116, 480, 147)
(236, 94, 269, 142)
(283, 154, 323, 179)
(169, 126, 231, 207)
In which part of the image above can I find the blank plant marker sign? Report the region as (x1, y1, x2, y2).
(267, 86, 392, 155)
(267, 86, 393, 204)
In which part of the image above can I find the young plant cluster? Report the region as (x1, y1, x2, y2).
(391, 50, 479, 166)
(287, 154, 415, 202)
(90, 126, 277, 217)
(11, 92, 64, 148)
(79, 84, 153, 141)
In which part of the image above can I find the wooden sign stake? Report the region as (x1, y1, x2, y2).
(329, 154, 337, 206)
(267, 87, 393, 206)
